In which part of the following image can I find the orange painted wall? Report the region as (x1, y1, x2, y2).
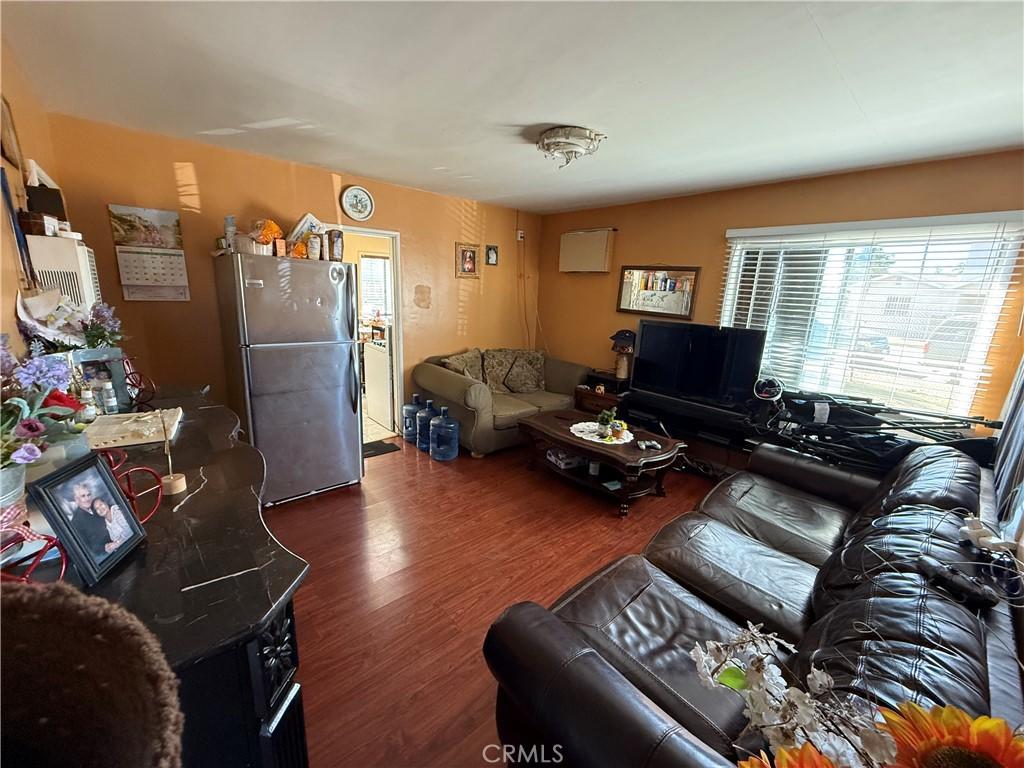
(537, 150, 1024, 417)
(1, 41, 59, 354)
(38, 113, 539, 409)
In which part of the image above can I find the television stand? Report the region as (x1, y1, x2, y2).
(619, 391, 761, 474)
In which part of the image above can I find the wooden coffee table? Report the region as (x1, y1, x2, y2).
(518, 409, 685, 517)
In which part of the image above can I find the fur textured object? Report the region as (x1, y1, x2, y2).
(1, 580, 183, 768)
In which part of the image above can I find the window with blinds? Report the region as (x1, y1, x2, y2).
(720, 213, 1024, 416)
(360, 255, 392, 320)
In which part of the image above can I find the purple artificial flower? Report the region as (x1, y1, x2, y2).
(89, 302, 122, 334)
(0, 334, 15, 378)
(13, 418, 46, 438)
(11, 444, 42, 464)
(13, 355, 71, 393)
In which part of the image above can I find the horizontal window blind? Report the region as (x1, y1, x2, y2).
(360, 256, 391, 320)
(719, 213, 1024, 417)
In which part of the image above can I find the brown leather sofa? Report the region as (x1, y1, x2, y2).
(484, 443, 1023, 767)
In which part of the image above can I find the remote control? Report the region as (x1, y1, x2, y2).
(916, 555, 999, 610)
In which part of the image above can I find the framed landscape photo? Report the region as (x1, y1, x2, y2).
(456, 242, 480, 278)
(617, 265, 700, 320)
(28, 453, 145, 586)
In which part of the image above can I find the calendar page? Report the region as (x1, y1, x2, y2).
(116, 246, 189, 286)
(108, 205, 191, 302)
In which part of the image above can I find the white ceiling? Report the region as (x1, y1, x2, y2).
(3, 2, 1022, 213)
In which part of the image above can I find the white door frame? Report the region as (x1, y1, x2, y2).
(333, 224, 404, 431)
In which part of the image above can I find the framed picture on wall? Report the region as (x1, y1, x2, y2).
(617, 265, 700, 320)
(485, 245, 499, 266)
(456, 242, 480, 279)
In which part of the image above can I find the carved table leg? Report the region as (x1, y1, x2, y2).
(654, 465, 670, 497)
(526, 437, 540, 470)
(619, 474, 639, 517)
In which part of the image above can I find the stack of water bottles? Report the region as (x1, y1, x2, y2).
(401, 394, 460, 461)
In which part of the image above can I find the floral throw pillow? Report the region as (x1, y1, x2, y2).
(482, 348, 518, 393)
(504, 351, 545, 393)
(441, 348, 483, 381)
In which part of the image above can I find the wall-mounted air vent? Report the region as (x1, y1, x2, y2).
(559, 228, 615, 273)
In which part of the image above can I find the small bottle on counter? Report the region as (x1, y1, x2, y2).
(100, 382, 119, 415)
(224, 215, 237, 252)
(78, 388, 98, 423)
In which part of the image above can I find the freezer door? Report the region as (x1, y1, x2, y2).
(245, 342, 362, 503)
(238, 254, 356, 344)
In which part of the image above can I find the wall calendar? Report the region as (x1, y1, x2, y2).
(107, 204, 190, 302)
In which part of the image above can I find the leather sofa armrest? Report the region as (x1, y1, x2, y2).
(544, 357, 592, 395)
(484, 602, 735, 768)
(747, 444, 881, 510)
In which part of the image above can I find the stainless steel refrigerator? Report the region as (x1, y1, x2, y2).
(215, 252, 363, 504)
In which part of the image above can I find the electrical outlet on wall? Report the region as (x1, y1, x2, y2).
(516, 229, 525, 242)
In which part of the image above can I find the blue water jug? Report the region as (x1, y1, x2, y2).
(416, 399, 438, 452)
(402, 394, 423, 443)
(429, 406, 460, 462)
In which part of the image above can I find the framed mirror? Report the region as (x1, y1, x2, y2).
(617, 265, 699, 320)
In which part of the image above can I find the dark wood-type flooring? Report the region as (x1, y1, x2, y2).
(266, 440, 714, 768)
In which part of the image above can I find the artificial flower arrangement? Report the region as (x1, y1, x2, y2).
(1, 335, 82, 470)
(691, 624, 1023, 768)
(596, 407, 628, 440)
(17, 292, 124, 354)
(80, 302, 124, 350)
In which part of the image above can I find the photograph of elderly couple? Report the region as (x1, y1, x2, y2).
(57, 468, 134, 561)
(30, 454, 146, 584)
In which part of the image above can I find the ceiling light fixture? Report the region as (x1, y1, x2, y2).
(537, 126, 606, 168)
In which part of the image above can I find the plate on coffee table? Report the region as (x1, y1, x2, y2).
(569, 421, 634, 445)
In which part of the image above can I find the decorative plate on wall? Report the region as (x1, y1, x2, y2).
(340, 185, 374, 221)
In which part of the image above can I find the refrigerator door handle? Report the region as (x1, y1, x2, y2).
(350, 344, 359, 414)
(330, 264, 357, 340)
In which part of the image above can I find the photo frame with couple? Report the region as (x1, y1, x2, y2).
(28, 452, 145, 586)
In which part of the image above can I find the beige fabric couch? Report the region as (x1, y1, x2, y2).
(412, 352, 591, 456)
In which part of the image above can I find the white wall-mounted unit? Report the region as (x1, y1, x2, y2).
(559, 228, 614, 272)
(26, 235, 101, 310)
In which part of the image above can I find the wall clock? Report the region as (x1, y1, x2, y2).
(340, 185, 374, 222)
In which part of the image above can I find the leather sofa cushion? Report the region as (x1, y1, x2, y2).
(985, 601, 1024, 725)
(880, 445, 981, 516)
(491, 393, 539, 429)
(551, 556, 751, 758)
(512, 391, 574, 412)
(699, 472, 854, 566)
(815, 504, 969, 617)
(795, 572, 990, 717)
(644, 514, 817, 643)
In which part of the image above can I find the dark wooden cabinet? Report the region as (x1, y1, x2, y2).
(82, 398, 311, 768)
(574, 385, 623, 414)
(177, 601, 307, 767)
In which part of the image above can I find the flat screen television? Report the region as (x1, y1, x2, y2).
(630, 321, 766, 407)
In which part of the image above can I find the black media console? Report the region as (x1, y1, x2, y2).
(619, 390, 764, 473)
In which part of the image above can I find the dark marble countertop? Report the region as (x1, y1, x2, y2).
(58, 396, 309, 669)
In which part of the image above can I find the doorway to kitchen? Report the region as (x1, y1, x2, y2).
(338, 226, 403, 447)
